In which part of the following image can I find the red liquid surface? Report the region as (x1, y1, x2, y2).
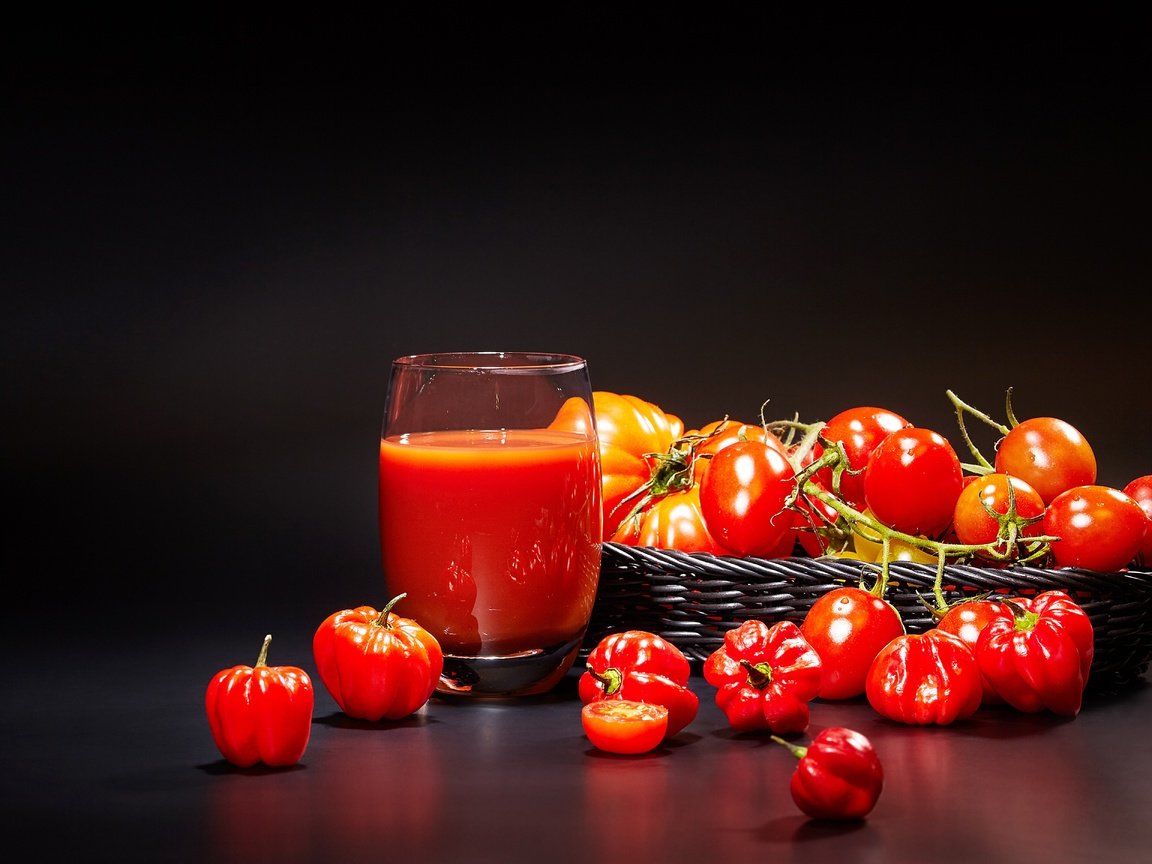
(378, 429, 602, 656)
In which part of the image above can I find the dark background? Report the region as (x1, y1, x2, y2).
(5, 11, 1150, 652)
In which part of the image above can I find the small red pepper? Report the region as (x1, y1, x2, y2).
(975, 589, 1094, 717)
(205, 634, 314, 768)
(703, 620, 823, 734)
(772, 727, 884, 820)
(313, 594, 444, 721)
(865, 629, 982, 725)
(578, 630, 699, 738)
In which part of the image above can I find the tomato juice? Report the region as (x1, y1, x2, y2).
(378, 429, 602, 664)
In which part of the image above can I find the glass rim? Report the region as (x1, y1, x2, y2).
(392, 351, 588, 373)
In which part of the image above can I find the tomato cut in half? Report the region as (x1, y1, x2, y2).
(581, 700, 669, 754)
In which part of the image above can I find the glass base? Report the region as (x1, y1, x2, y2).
(436, 636, 584, 697)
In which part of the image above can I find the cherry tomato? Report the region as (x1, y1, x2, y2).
(699, 439, 797, 557)
(864, 427, 963, 538)
(581, 699, 669, 754)
(690, 419, 788, 485)
(800, 585, 906, 700)
(816, 406, 910, 509)
(994, 416, 1097, 505)
(1121, 475, 1152, 566)
(952, 473, 1046, 560)
(633, 486, 727, 554)
(935, 599, 1014, 703)
(1043, 484, 1146, 572)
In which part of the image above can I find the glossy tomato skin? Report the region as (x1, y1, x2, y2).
(691, 419, 788, 485)
(865, 630, 983, 726)
(952, 473, 1046, 559)
(581, 700, 669, 754)
(1121, 475, 1152, 566)
(936, 599, 1014, 703)
(633, 486, 727, 555)
(864, 427, 963, 538)
(699, 439, 797, 557)
(593, 392, 684, 537)
(787, 727, 884, 821)
(800, 586, 905, 700)
(975, 591, 1094, 717)
(816, 407, 911, 509)
(1043, 484, 1146, 572)
(994, 416, 1097, 505)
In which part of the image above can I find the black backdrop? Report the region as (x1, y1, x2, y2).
(5, 12, 1150, 642)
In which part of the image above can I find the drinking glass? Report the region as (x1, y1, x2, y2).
(378, 351, 602, 697)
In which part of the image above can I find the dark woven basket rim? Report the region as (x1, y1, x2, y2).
(587, 542, 1152, 692)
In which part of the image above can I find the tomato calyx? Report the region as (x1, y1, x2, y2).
(371, 593, 409, 629)
(585, 664, 625, 696)
(740, 659, 775, 690)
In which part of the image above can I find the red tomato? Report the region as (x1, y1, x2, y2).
(816, 406, 911, 509)
(935, 599, 1014, 703)
(864, 427, 963, 538)
(593, 391, 685, 536)
(994, 416, 1097, 505)
(698, 439, 797, 557)
(1121, 475, 1152, 566)
(866, 629, 983, 726)
(952, 473, 1046, 560)
(581, 699, 669, 754)
(633, 486, 727, 554)
(691, 418, 788, 485)
(800, 585, 906, 700)
(1043, 484, 1147, 572)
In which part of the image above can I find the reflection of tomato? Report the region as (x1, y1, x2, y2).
(800, 586, 905, 700)
(633, 486, 726, 554)
(699, 440, 797, 557)
(1121, 475, 1152, 566)
(952, 473, 1045, 559)
(593, 392, 684, 536)
(1043, 484, 1146, 572)
(864, 427, 963, 538)
(581, 700, 669, 754)
(816, 406, 910, 509)
(994, 416, 1097, 505)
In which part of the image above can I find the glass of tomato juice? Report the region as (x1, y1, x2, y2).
(379, 352, 602, 697)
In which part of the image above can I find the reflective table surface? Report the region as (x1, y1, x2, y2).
(4, 617, 1151, 864)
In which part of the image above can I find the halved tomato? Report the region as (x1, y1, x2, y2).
(581, 699, 669, 754)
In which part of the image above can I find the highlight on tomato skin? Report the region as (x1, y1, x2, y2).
(580, 700, 669, 755)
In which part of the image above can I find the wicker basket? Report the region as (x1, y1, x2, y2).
(585, 542, 1152, 693)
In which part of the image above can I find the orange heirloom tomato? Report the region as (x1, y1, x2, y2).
(593, 391, 684, 536)
(581, 699, 669, 754)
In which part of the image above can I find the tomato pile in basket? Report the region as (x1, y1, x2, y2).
(594, 389, 1151, 574)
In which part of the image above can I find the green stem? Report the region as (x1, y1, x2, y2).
(374, 593, 408, 628)
(770, 735, 808, 760)
(255, 633, 272, 668)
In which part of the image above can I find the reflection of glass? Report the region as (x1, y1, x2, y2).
(379, 352, 602, 697)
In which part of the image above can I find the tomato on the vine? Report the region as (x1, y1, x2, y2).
(1121, 475, 1152, 567)
(994, 416, 1097, 505)
(1043, 484, 1146, 572)
(690, 418, 787, 485)
(952, 472, 1045, 559)
(581, 700, 669, 754)
(626, 486, 727, 555)
(864, 427, 963, 538)
(800, 585, 905, 700)
(815, 407, 910, 509)
(699, 439, 797, 557)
